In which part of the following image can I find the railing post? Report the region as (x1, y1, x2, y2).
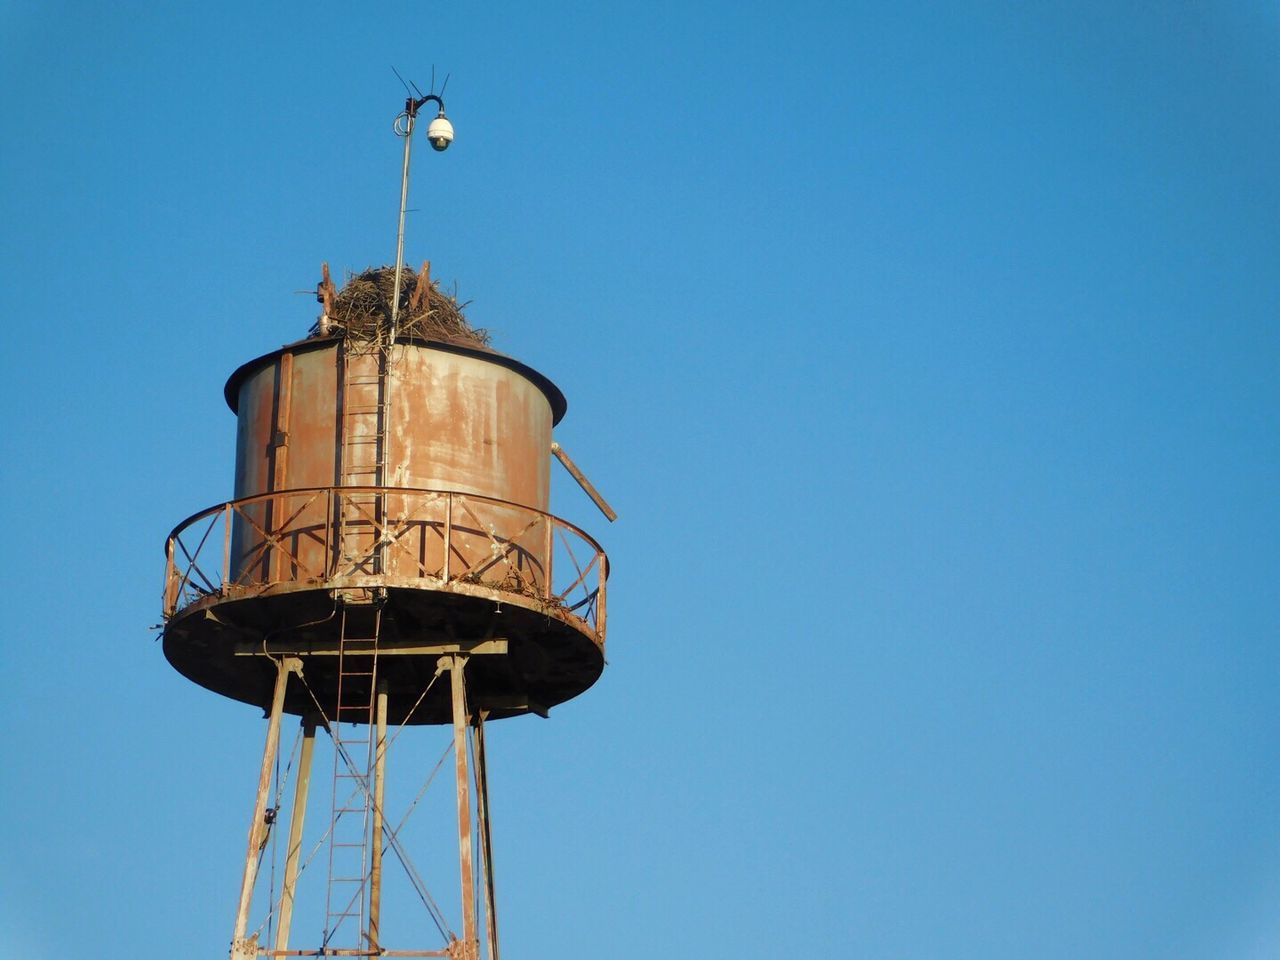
(326, 487, 336, 578)
(222, 502, 232, 590)
(443, 493, 453, 582)
(542, 516, 553, 599)
(164, 537, 177, 617)
(267, 493, 280, 586)
(597, 554, 607, 642)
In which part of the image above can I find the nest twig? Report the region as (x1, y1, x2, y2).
(322, 265, 490, 348)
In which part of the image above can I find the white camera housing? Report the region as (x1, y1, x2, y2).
(427, 115, 454, 152)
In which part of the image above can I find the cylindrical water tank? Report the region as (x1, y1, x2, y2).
(226, 337, 565, 505)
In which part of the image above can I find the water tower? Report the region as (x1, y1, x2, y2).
(160, 90, 614, 960)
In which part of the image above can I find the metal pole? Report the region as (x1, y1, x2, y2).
(389, 107, 416, 343)
(367, 679, 389, 951)
(275, 717, 317, 955)
(472, 712, 500, 960)
(446, 655, 478, 959)
(232, 657, 301, 959)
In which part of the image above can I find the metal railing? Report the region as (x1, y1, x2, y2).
(163, 486, 608, 643)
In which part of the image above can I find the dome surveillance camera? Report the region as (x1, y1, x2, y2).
(427, 115, 454, 152)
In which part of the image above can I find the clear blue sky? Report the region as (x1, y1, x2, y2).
(2, 2, 1278, 958)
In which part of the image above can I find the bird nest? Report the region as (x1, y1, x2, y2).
(321, 265, 490, 348)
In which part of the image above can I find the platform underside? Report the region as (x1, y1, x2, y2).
(163, 584, 604, 724)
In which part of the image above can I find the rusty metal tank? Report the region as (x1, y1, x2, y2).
(228, 338, 561, 507)
(161, 330, 608, 724)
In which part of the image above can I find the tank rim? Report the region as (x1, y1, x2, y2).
(222, 334, 568, 424)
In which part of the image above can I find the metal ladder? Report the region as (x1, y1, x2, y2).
(325, 329, 394, 948)
(337, 337, 393, 576)
(323, 602, 383, 948)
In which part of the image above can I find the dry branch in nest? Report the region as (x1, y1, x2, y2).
(320, 264, 490, 348)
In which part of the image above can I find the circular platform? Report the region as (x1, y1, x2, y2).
(162, 486, 609, 724)
(163, 583, 604, 724)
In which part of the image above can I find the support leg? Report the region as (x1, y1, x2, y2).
(473, 711, 499, 960)
(232, 657, 301, 960)
(368, 679, 389, 952)
(445, 655, 478, 960)
(274, 716, 316, 955)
